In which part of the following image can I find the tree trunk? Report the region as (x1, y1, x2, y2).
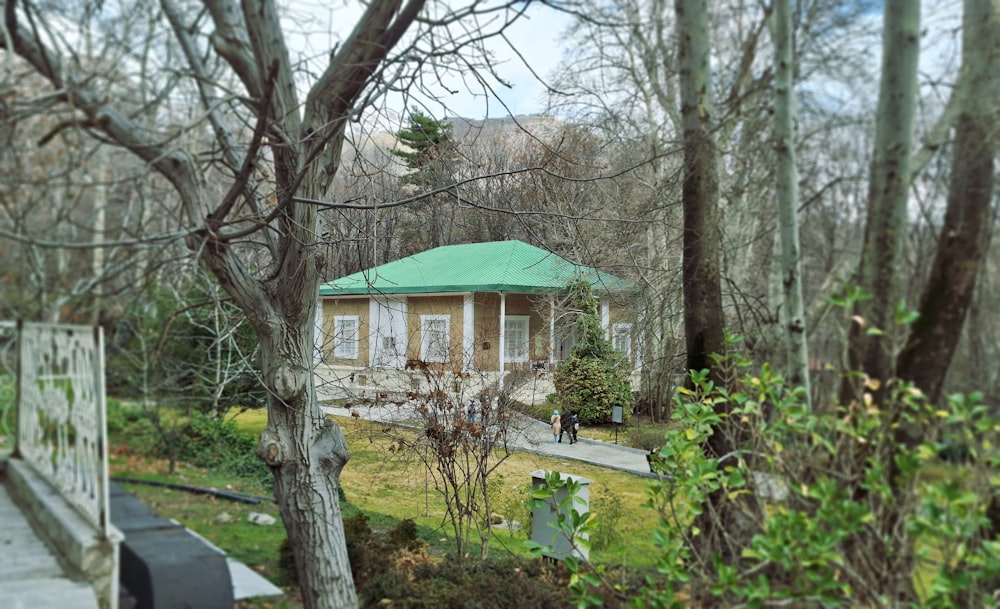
(896, 0, 998, 405)
(839, 1, 921, 602)
(257, 337, 355, 608)
(842, 0, 920, 405)
(675, 0, 725, 380)
(770, 0, 811, 408)
(675, 0, 760, 585)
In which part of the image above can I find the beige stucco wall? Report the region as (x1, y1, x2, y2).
(406, 295, 465, 368)
(473, 293, 550, 372)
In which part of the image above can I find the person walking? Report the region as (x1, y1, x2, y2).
(559, 409, 573, 443)
(550, 409, 561, 444)
(570, 412, 579, 444)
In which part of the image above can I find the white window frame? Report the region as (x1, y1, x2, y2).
(612, 322, 632, 360)
(333, 315, 360, 360)
(420, 315, 451, 363)
(504, 315, 530, 363)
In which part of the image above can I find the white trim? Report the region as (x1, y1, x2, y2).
(369, 297, 407, 368)
(504, 315, 530, 363)
(420, 314, 451, 363)
(333, 315, 360, 360)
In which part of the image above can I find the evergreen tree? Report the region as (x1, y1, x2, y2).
(391, 111, 460, 251)
(554, 281, 633, 425)
(391, 111, 457, 190)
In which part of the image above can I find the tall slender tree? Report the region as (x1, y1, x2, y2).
(771, 0, 811, 407)
(843, 0, 921, 405)
(674, 0, 763, 574)
(896, 0, 999, 405)
(675, 0, 725, 381)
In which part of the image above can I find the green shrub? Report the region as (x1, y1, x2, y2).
(105, 402, 163, 455)
(174, 411, 271, 484)
(636, 365, 1000, 608)
(626, 426, 668, 452)
(105, 400, 146, 436)
(0, 373, 14, 447)
(554, 356, 632, 425)
(589, 484, 625, 552)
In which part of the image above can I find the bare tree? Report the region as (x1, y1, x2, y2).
(770, 0, 811, 407)
(674, 0, 725, 383)
(1, 1, 538, 606)
(842, 0, 921, 404)
(896, 0, 999, 405)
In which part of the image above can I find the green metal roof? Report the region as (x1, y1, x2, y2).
(320, 240, 633, 296)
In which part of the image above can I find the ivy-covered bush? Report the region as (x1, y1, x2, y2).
(553, 281, 632, 425)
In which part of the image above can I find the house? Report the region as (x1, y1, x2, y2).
(314, 240, 639, 403)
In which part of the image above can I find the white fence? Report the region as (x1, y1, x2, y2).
(14, 321, 110, 537)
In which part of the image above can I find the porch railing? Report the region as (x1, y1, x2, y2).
(14, 321, 111, 537)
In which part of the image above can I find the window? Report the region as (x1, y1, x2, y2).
(504, 316, 530, 363)
(612, 323, 632, 360)
(333, 316, 360, 359)
(420, 315, 450, 363)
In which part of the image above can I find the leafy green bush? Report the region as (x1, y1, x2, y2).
(105, 401, 164, 456)
(542, 361, 1000, 608)
(637, 366, 1000, 608)
(624, 426, 667, 452)
(1, 373, 15, 447)
(174, 411, 270, 483)
(589, 485, 625, 552)
(554, 357, 632, 425)
(105, 400, 146, 436)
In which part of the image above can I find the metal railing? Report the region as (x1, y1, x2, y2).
(13, 321, 110, 537)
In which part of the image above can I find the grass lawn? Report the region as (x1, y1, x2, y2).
(110, 407, 663, 604)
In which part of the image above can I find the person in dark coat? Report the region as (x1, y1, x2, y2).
(559, 409, 573, 443)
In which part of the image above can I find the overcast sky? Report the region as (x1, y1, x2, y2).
(288, 1, 573, 122)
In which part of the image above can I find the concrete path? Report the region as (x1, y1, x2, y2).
(0, 456, 280, 608)
(324, 402, 655, 477)
(0, 477, 99, 609)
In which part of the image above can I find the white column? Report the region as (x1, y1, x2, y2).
(463, 294, 475, 373)
(314, 298, 324, 365)
(498, 292, 506, 389)
(549, 295, 555, 366)
(601, 299, 610, 339)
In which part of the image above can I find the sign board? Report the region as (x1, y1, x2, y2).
(612, 405, 623, 424)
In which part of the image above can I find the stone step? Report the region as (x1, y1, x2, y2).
(0, 576, 99, 609)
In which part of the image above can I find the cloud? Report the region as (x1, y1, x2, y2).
(287, 2, 571, 121)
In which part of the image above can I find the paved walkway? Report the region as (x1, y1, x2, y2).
(323, 403, 655, 477)
(0, 468, 99, 609)
(0, 455, 280, 608)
